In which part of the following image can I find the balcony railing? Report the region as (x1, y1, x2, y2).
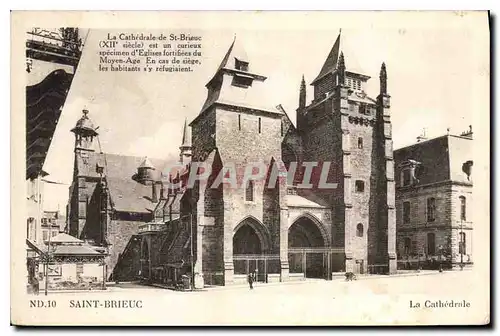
(138, 223, 165, 233)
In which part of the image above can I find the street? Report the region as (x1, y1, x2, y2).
(31, 270, 488, 326)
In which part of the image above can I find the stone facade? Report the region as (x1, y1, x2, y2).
(67, 110, 173, 280)
(70, 33, 398, 286)
(171, 32, 397, 287)
(394, 131, 473, 269)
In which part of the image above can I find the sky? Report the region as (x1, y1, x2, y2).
(40, 12, 488, 211)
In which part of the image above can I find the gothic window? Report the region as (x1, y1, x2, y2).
(459, 196, 466, 221)
(427, 232, 436, 255)
(245, 180, 254, 202)
(235, 59, 249, 71)
(355, 180, 365, 192)
(357, 137, 363, 149)
(427, 197, 436, 222)
(403, 201, 411, 224)
(356, 223, 364, 237)
(459, 232, 466, 254)
(258, 118, 262, 134)
(238, 114, 241, 131)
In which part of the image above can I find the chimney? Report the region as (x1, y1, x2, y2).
(416, 128, 427, 143)
(460, 125, 473, 139)
(152, 182, 158, 203)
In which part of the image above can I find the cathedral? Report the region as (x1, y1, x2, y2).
(67, 32, 396, 287)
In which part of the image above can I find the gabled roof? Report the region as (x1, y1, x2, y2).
(75, 152, 177, 214)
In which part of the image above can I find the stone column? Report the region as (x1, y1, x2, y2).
(279, 207, 289, 282)
(193, 220, 204, 289)
(223, 200, 234, 285)
(381, 89, 397, 274)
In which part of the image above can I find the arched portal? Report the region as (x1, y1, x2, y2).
(289, 216, 327, 248)
(233, 217, 270, 255)
(288, 215, 329, 279)
(233, 217, 274, 280)
(233, 224, 262, 255)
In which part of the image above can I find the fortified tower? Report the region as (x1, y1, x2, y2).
(189, 37, 287, 285)
(299, 31, 396, 274)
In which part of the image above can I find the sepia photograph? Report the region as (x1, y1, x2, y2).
(11, 11, 490, 326)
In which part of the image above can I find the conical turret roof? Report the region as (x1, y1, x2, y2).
(180, 118, 191, 148)
(71, 109, 98, 136)
(138, 156, 155, 169)
(311, 31, 366, 85)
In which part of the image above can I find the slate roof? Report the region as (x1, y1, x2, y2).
(77, 152, 172, 180)
(107, 177, 157, 213)
(394, 134, 473, 186)
(311, 32, 367, 85)
(198, 37, 284, 117)
(76, 152, 177, 214)
(52, 244, 102, 256)
(26, 238, 103, 256)
(50, 233, 83, 244)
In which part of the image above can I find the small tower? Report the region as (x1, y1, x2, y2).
(377, 61, 397, 274)
(137, 157, 156, 185)
(71, 109, 98, 152)
(179, 118, 192, 164)
(296, 75, 307, 130)
(337, 52, 346, 86)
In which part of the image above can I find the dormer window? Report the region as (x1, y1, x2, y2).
(232, 74, 253, 88)
(235, 58, 249, 72)
(399, 159, 422, 187)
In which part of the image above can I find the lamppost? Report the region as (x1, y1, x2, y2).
(44, 225, 52, 296)
(460, 218, 464, 270)
(190, 213, 194, 291)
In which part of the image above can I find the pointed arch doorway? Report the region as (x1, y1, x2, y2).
(288, 214, 332, 280)
(232, 217, 279, 283)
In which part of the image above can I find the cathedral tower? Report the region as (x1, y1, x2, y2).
(189, 37, 287, 285)
(69, 109, 100, 238)
(302, 31, 396, 274)
(71, 109, 98, 153)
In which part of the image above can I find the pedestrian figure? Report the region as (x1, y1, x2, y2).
(32, 277, 39, 295)
(248, 271, 254, 290)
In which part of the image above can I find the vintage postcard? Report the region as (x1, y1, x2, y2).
(11, 11, 490, 326)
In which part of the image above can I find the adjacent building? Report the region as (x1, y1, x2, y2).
(65, 108, 186, 280)
(394, 128, 473, 269)
(26, 28, 82, 244)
